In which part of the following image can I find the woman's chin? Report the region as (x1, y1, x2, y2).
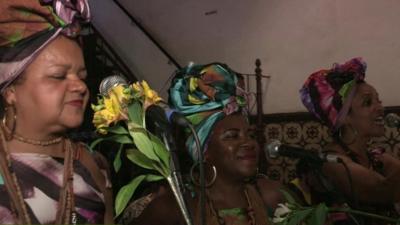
(370, 125, 385, 137)
(62, 119, 84, 130)
(239, 168, 259, 179)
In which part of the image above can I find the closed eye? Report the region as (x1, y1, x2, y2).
(50, 74, 66, 80)
(221, 129, 240, 139)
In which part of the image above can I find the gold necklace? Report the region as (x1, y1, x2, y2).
(2, 124, 63, 146)
(12, 133, 63, 146)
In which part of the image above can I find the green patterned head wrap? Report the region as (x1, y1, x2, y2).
(168, 62, 249, 162)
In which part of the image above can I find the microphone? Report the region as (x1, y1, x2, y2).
(149, 102, 191, 127)
(98, 75, 190, 127)
(385, 113, 400, 128)
(265, 140, 340, 165)
(99, 75, 128, 96)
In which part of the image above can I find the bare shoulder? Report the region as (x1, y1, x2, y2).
(256, 176, 284, 209)
(132, 186, 184, 225)
(256, 176, 282, 189)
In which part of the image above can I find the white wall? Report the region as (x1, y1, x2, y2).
(91, 0, 400, 114)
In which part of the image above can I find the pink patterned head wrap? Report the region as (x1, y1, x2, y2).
(300, 57, 367, 131)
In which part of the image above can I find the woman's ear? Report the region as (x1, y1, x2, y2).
(2, 85, 17, 105)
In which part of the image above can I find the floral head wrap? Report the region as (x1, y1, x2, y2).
(300, 57, 366, 132)
(0, 0, 90, 91)
(169, 63, 249, 161)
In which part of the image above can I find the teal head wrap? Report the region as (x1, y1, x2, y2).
(168, 63, 249, 162)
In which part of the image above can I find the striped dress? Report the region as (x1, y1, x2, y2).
(0, 152, 107, 224)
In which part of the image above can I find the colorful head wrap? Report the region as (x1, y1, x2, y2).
(169, 63, 249, 161)
(0, 0, 90, 91)
(300, 57, 367, 131)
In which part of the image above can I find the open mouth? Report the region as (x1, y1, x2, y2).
(374, 116, 384, 126)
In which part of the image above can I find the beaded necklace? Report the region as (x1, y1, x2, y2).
(0, 127, 76, 224)
(2, 124, 63, 146)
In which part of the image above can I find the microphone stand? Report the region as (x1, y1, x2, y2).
(162, 131, 194, 225)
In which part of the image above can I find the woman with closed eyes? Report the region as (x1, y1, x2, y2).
(0, 0, 113, 224)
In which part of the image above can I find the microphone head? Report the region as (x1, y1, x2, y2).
(385, 113, 400, 128)
(265, 139, 282, 159)
(99, 75, 128, 96)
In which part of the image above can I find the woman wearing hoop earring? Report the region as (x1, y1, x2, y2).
(0, 0, 113, 224)
(131, 63, 283, 225)
(299, 57, 400, 224)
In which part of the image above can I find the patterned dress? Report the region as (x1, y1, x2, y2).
(0, 152, 107, 224)
(216, 207, 257, 225)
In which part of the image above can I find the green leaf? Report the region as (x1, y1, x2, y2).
(127, 101, 143, 127)
(89, 137, 105, 150)
(113, 144, 123, 172)
(108, 134, 133, 144)
(307, 203, 328, 225)
(148, 132, 170, 168)
(280, 189, 297, 205)
(129, 129, 160, 162)
(115, 175, 146, 217)
(145, 174, 165, 182)
(287, 208, 313, 225)
(126, 148, 157, 171)
(107, 125, 129, 135)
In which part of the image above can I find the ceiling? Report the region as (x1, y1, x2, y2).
(90, 0, 400, 114)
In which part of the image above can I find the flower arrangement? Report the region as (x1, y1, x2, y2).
(272, 190, 400, 225)
(91, 80, 170, 217)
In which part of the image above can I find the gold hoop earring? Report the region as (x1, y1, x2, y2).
(1, 106, 16, 140)
(338, 125, 357, 145)
(190, 161, 217, 188)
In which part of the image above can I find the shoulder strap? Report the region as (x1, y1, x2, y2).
(77, 144, 111, 195)
(245, 184, 271, 225)
(0, 128, 31, 224)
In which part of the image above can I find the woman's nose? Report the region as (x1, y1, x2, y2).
(242, 133, 257, 146)
(69, 76, 87, 93)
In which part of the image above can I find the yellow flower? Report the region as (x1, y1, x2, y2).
(108, 85, 132, 104)
(131, 82, 142, 93)
(93, 110, 115, 134)
(92, 80, 162, 133)
(141, 80, 163, 108)
(131, 80, 163, 109)
(92, 85, 131, 134)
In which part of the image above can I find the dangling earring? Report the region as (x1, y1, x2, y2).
(338, 125, 358, 145)
(190, 161, 217, 188)
(1, 105, 17, 140)
(246, 168, 269, 183)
